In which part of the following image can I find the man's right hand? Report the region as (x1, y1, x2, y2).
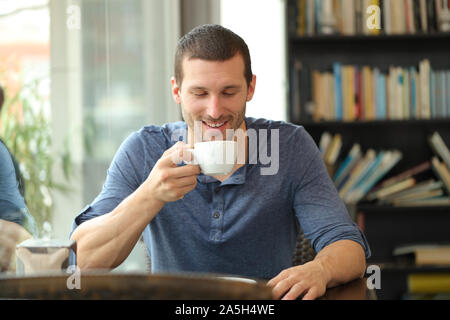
(143, 141, 201, 204)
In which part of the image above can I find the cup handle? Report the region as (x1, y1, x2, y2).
(183, 148, 198, 165)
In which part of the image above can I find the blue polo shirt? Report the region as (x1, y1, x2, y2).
(0, 140, 37, 236)
(71, 117, 370, 279)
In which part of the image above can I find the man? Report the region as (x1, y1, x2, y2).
(0, 84, 33, 272)
(70, 24, 370, 300)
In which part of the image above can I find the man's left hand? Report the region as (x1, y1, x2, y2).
(267, 261, 329, 300)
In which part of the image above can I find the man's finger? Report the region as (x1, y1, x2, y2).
(267, 268, 292, 289)
(160, 144, 193, 167)
(167, 164, 201, 179)
(271, 277, 295, 300)
(171, 175, 198, 188)
(281, 282, 307, 300)
(302, 287, 320, 300)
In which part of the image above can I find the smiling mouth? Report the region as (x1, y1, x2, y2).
(202, 120, 228, 129)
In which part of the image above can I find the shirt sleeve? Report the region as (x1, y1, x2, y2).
(0, 142, 27, 225)
(292, 127, 371, 259)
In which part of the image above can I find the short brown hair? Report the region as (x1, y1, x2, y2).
(174, 24, 252, 88)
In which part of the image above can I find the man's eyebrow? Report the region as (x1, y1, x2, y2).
(188, 86, 208, 90)
(188, 85, 242, 91)
(223, 85, 242, 90)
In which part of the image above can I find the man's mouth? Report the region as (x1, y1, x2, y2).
(202, 120, 228, 129)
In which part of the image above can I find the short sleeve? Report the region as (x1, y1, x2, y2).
(292, 128, 371, 259)
(0, 142, 27, 224)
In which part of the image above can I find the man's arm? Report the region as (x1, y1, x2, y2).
(71, 142, 200, 270)
(267, 127, 369, 300)
(267, 240, 366, 300)
(70, 183, 164, 270)
(0, 219, 32, 272)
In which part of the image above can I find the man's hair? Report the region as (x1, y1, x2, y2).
(174, 24, 252, 88)
(0, 84, 4, 112)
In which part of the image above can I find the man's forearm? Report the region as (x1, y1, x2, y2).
(314, 240, 367, 289)
(70, 184, 164, 270)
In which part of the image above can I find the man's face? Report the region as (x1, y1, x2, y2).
(171, 53, 256, 142)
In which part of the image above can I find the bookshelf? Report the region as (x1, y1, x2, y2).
(286, 0, 450, 299)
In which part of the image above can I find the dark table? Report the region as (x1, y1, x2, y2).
(0, 272, 376, 300)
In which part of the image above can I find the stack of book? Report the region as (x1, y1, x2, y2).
(405, 272, 450, 299)
(319, 132, 403, 203)
(394, 244, 450, 265)
(393, 245, 450, 298)
(322, 131, 450, 205)
(301, 59, 450, 122)
(288, 0, 450, 37)
(364, 131, 450, 206)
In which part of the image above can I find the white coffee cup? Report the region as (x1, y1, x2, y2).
(186, 140, 237, 176)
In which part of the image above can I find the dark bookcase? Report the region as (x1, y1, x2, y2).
(286, 0, 450, 299)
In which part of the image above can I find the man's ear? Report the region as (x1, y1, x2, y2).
(246, 74, 256, 102)
(170, 76, 182, 104)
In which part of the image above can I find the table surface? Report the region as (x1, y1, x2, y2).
(0, 272, 376, 300)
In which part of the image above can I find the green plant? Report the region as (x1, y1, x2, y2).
(0, 75, 73, 236)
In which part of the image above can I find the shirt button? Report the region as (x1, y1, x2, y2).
(213, 212, 220, 219)
(215, 188, 220, 194)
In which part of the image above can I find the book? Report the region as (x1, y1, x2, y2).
(345, 151, 386, 202)
(339, 149, 376, 198)
(324, 133, 343, 165)
(374, 177, 417, 200)
(394, 244, 450, 266)
(377, 160, 431, 189)
(291, 0, 445, 36)
(419, 59, 431, 119)
(300, 60, 448, 123)
(429, 131, 450, 170)
(441, 71, 447, 118)
(383, 0, 392, 34)
(392, 188, 444, 205)
(430, 156, 450, 194)
(380, 179, 443, 203)
(334, 143, 361, 182)
(333, 63, 343, 120)
(306, 0, 316, 35)
(319, 131, 333, 155)
(446, 71, 450, 118)
(346, 150, 402, 203)
(342, 0, 356, 35)
(408, 273, 450, 293)
(393, 196, 450, 206)
(438, 161, 450, 193)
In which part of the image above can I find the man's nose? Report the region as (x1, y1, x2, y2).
(205, 94, 222, 120)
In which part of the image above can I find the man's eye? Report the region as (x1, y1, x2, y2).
(193, 92, 207, 96)
(223, 92, 236, 96)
